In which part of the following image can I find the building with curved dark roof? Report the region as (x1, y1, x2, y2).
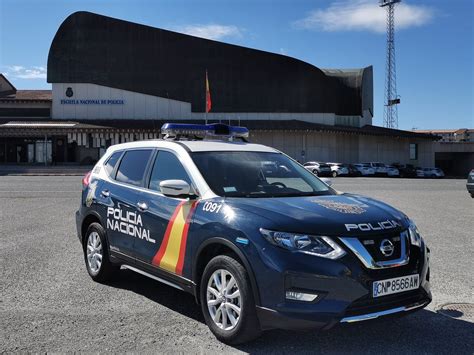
(47, 11, 373, 127)
(0, 11, 440, 168)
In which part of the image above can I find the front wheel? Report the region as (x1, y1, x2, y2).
(331, 171, 337, 178)
(200, 255, 261, 344)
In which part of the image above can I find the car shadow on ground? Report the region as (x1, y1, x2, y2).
(105, 269, 205, 323)
(106, 270, 474, 354)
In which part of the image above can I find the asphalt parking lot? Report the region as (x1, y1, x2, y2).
(0, 176, 473, 353)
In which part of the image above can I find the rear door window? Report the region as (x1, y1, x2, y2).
(115, 149, 153, 187)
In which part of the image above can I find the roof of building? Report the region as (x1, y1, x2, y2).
(48, 11, 373, 116)
(0, 117, 439, 140)
(413, 128, 473, 134)
(5, 118, 433, 139)
(0, 120, 109, 130)
(0, 74, 17, 94)
(0, 90, 52, 102)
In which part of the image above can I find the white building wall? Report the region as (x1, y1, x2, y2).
(52, 83, 193, 120)
(52, 83, 366, 127)
(251, 131, 434, 166)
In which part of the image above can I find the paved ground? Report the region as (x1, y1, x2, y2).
(0, 165, 91, 176)
(0, 176, 473, 353)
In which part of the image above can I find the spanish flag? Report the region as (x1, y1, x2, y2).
(206, 70, 212, 113)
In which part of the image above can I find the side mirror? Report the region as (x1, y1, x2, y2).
(160, 179, 195, 197)
(320, 177, 333, 187)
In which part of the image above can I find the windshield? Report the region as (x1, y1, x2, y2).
(191, 151, 334, 198)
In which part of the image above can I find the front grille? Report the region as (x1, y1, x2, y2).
(344, 289, 429, 317)
(358, 231, 404, 262)
(339, 230, 411, 270)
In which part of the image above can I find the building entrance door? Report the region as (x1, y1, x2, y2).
(55, 138, 65, 163)
(15, 144, 28, 163)
(27, 144, 35, 163)
(35, 140, 52, 164)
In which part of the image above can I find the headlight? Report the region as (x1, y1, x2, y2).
(259, 228, 346, 259)
(408, 220, 423, 247)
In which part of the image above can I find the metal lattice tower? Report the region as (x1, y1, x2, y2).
(380, 0, 401, 129)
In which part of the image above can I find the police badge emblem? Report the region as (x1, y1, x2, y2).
(313, 199, 367, 214)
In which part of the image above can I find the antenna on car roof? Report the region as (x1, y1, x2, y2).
(161, 123, 249, 142)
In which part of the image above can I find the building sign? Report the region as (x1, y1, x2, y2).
(60, 99, 125, 105)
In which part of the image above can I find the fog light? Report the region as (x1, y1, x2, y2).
(285, 291, 318, 302)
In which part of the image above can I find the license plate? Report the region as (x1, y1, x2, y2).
(373, 274, 419, 298)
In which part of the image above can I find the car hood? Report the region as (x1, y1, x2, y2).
(226, 193, 407, 237)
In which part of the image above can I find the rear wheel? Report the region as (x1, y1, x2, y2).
(312, 169, 318, 176)
(331, 171, 337, 178)
(83, 222, 117, 282)
(200, 255, 261, 344)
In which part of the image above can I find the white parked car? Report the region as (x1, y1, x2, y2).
(303, 161, 332, 176)
(327, 163, 349, 177)
(363, 162, 388, 176)
(353, 163, 376, 176)
(415, 167, 425, 178)
(385, 165, 400, 177)
(422, 167, 445, 178)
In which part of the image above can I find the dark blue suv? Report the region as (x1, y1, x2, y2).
(76, 124, 431, 344)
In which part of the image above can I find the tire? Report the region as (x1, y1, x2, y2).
(331, 171, 337, 178)
(83, 222, 117, 282)
(312, 169, 318, 176)
(470, 193, 474, 198)
(200, 255, 261, 344)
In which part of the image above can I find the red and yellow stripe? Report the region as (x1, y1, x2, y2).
(152, 201, 198, 275)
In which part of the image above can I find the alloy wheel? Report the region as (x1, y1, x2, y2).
(86, 231, 103, 274)
(206, 269, 242, 331)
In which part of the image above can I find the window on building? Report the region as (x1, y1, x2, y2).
(149, 151, 191, 192)
(409, 143, 418, 160)
(115, 149, 153, 186)
(104, 151, 122, 177)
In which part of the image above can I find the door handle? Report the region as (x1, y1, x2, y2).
(101, 190, 110, 197)
(137, 202, 148, 211)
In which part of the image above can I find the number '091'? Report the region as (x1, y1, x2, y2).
(202, 202, 222, 213)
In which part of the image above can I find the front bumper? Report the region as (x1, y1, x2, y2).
(257, 293, 430, 330)
(253, 237, 431, 331)
(340, 300, 428, 323)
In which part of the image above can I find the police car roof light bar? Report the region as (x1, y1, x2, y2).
(161, 123, 249, 141)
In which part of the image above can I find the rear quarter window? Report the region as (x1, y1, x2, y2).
(104, 151, 122, 177)
(115, 149, 153, 187)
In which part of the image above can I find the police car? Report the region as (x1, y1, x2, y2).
(76, 123, 431, 344)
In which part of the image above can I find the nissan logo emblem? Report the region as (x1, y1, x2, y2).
(380, 239, 395, 257)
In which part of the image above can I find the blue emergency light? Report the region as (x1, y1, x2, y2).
(161, 123, 249, 141)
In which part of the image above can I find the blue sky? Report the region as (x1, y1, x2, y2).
(0, 0, 472, 129)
